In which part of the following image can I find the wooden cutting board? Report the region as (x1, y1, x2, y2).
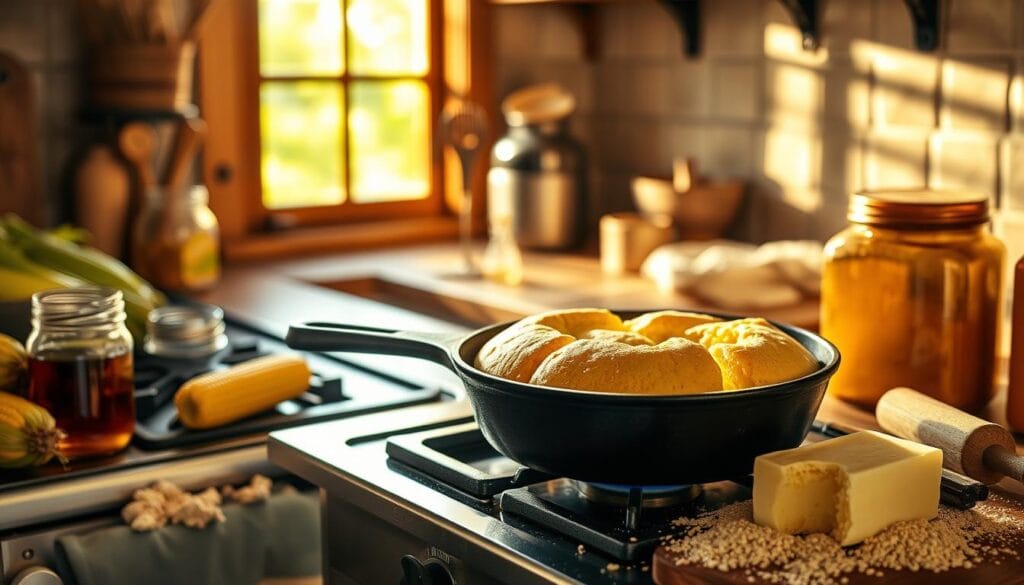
(0, 51, 42, 225)
(652, 495, 1024, 585)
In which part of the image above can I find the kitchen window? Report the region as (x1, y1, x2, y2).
(200, 0, 491, 258)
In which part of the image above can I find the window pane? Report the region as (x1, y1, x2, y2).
(260, 82, 345, 209)
(347, 0, 428, 75)
(349, 81, 430, 202)
(259, 0, 343, 76)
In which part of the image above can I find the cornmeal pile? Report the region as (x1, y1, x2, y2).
(663, 497, 1024, 585)
(475, 309, 819, 394)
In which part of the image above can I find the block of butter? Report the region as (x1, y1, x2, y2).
(753, 430, 942, 546)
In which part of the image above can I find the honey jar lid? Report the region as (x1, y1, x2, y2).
(848, 189, 990, 228)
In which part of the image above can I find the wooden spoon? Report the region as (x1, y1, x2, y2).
(118, 122, 157, 193)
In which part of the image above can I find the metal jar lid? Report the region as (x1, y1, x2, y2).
(144, 304, 229, 359)
(847, 189, 990, 229)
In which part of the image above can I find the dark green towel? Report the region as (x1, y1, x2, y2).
(57, 491, 320, 585)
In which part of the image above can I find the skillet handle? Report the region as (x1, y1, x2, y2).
(285, 321, 462, 371)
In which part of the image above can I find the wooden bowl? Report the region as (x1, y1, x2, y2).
(631, 176, 745, 240)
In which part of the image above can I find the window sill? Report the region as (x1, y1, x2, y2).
(223, 216, 464, 262)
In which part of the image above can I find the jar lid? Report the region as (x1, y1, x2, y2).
(144, 304, 228, 359)
(847, 189, 990, 228)
(502, 83, 576, 126)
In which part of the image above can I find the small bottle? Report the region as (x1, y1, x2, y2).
(133, 185, 221, 292)
(26, 287, 135, 458)
(481, 215, 524, 286)
(1007, 255, 1024, 430)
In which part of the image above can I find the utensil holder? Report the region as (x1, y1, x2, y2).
(87, 41, 196, 112)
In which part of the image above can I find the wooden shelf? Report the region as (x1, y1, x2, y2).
(489, 0, 942, 59)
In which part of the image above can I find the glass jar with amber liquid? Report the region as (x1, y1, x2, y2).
(133, 185, 221, 292)
(821, 190, 1004, 410)
(26, 287, 135, 458)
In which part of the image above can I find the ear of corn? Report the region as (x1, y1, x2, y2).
(0, 241, 84, 289)
(0, 217, 161, 340)
(1, 214, 166, 308)
(174, 354, 312, 429)
(0, 391, 66, 468)
(0, 334, 28, 394)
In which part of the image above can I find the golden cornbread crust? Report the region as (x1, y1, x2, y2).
(687, 318, 819, 390)
(624, 310, 721, 343)
(475, 309, 818, 394)
(474, 323, 574, 382)
(531, 338, 724, 395)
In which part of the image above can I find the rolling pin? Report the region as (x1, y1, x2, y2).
(877, 387, 1024, 485)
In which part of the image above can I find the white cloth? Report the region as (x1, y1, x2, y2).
(641, 240, 823, 309)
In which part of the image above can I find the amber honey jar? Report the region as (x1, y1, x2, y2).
(821, 190, 1004, 410)
(133, 185, 221, 292)
(26, 287, 135, 459)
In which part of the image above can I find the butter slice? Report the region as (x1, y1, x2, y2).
(753, 431, 942, 546)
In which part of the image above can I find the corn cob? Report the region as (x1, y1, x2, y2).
(1, 214, 166, 307)
(0, 236, 151, 339)
(0, 391, 66, 468)
(174, 355, 311, 429)
(0, 240, 83, 290)
(0, 334, 27, 393)
(0, 265, 79, 303)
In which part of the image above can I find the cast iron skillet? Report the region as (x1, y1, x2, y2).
(286, 311, 840, 486)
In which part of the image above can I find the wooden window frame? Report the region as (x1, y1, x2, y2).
(198, 0, 493, 260)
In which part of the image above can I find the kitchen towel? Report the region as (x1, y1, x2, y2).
(641, 239, 823, 309)
(55, 490, 320, 585)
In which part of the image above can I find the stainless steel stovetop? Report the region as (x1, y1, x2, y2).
(269, 400, 751, 585)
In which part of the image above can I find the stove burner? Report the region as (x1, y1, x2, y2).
(576, 482, 702, 530)
(500, 479, 749, 563)
(575, 482, 701, 509)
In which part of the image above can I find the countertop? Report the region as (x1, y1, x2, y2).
(198, 242, 1024, 497)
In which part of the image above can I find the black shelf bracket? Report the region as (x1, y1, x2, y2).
(776, 0, 819, 50)
(904, 0, 939, 51)
(658, 0, 701, 58)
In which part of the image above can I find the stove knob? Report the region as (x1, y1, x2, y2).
(398, 555, 456, 585)
(11, 566, 63, 585)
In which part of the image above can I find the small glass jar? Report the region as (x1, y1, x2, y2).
(25, 287, 135, 458)
(133, 185, 221, 292)
(821, 190, 1005, 410)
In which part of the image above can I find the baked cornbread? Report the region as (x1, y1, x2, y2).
(531, 337, 723, 394)
(624, 310, 720, 343)
(474, 309, 818, 394)
(474, 323, 574, 382)
(686, 317, 819, 390)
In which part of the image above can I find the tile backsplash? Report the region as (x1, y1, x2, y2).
(491, 0, 1024, 246)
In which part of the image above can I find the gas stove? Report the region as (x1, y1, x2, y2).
(0, 313, 456, 582)
(269, 399, 751, 585)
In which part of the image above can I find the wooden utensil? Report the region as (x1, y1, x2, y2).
(74, 144, 131, 256)
(118, 122, 157, 193)
(162, 117, 206, 192)
(876, 387, 1024, 485)
(439, 98, 489, 275)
